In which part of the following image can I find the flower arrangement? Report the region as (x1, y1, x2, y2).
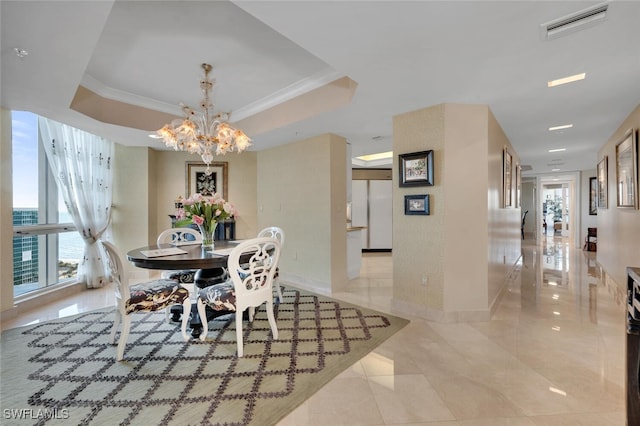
(174, 193, 237, 249)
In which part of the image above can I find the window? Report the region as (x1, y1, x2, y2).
(12, 111, 83, 297)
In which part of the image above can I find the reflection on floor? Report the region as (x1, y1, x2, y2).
(1, 237, 627, 425)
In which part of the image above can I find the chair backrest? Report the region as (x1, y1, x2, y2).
(228, 237, 281, 306)
(257, 226, 284, 247)
(100, 240, 130, 302)
(157, 227, 202, 246)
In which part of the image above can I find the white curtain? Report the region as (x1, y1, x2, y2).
(38, 117, 114, 288)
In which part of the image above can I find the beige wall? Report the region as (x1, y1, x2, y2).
(443, 104, 490, 314)
(112, 146, 259, 278)
(393, 104, 445, 312)
(153, 150, 258, 240)
(392, 103, 520, 321)
(487, 109, 521, 309)
(1, 109, 14, 312)
(111, 145, 155, 279)
(597, 104, 640, 286)
(257, 133, 347, 294)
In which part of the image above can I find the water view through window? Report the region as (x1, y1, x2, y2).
(12, 111, 83, 296)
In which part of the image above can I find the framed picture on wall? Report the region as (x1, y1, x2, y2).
(589, 177, 597, 215)
(186, 161, 228, 200)
(399, 150, 434, 187)
(503, 148, 513, 208)
(404, 194, 430, 215)
(597, 156, 607, 209)
(615, 129, 638, 209)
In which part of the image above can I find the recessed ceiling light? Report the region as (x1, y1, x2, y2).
(547, 73, 586, 87)
(549, 386, 567, 396)
(549, 124, 573, 131)
(552, 168, 561, 172)
(356, 151, 393, 161)
(548, 148, 566, 153)
(13, 47, 28, 58)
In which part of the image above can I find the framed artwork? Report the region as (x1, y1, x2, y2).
(404, 194, 430, 215)
(615, 129, 638, 209)
(399, 150, 434, 187)
(185, 161, 228, 200)
(503, 148, 513, 208)
(597, 156, 608, 209)
(589, 177, 597, 215)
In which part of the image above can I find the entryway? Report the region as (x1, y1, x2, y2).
(536, 173, 579, 247)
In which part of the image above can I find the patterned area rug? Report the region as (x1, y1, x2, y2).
(0, 288, 408, 425)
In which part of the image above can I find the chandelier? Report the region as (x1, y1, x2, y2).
(156, 63, 251, 174)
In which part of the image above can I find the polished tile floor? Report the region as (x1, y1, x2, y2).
(1, 236, 628, 425)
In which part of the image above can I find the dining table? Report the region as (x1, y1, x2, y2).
(126, 240, 245, 338)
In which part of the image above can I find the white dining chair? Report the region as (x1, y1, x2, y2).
(157, 227, 202, 246)
(157, 227, 202, 284)
(196, 237, 281, 357)
(257, 226, 285, 303)
(100, 240, 191, 361)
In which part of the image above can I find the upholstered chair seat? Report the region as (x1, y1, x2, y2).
(197, 281, 236, 313)
(100, 240, 191, 361)
(126, 279, 191, 314)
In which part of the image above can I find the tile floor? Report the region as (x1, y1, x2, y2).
(1, 236, 629, 425)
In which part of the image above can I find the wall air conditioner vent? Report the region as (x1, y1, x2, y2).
(541, 2, 608, 41)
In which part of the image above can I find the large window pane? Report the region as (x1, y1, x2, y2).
(12, 111, 80, 297)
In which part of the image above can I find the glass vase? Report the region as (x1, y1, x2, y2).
(197, 222, 217, 252)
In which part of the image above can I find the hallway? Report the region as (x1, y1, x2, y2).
(285, 237, 626, 424)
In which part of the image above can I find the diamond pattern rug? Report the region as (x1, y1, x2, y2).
(0, 288, 408, 425)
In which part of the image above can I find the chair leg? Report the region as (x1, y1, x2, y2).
(275, 279, 284, 303)
(116, 315, 131, 361)
(266, 301, 278, 340)
(248, 306, 255, 322)
(236, 310, 244, 357)
(180, 299, 191, 341)
(110, 309, 122, 345)
(197, 298, 209, 342)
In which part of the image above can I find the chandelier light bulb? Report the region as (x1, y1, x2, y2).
(156, 63, 251, 173)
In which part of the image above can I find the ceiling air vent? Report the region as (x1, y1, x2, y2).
(521, 165, 533, 172)
(541, 2, 608, 41)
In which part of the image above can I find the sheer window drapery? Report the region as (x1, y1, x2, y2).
(38, 117, 114, 288)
